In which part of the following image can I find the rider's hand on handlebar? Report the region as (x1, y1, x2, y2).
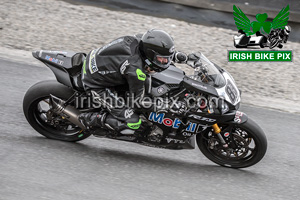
(187, 53, 202, 68)
(174, 52, 188, 63)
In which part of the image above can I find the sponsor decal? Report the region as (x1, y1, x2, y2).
(120, 60, 129, 74)
(124, 109, 134, 119)
(234, 111, 243, 123)
(229, 5, 292, 62)
(89, 50, 98, 74)
(191, 83, 207, 90)
(48, 50, 67, 55)
(98, 70, 116, 75)
(148, 112, 197, 132)
(182, 132, 192, 137)
(157, 87, 165, 94)
(165, 138, 185, 144)
(224, 132, 230, 137)
(188, 114, 216, 123)
(45, 55, 64, 65)
(196, 124, 209, 132)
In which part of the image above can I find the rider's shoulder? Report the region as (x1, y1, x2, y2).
(127, 54, 143, 67)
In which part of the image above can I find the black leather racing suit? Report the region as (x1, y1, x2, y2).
(81, 35, 146, 131)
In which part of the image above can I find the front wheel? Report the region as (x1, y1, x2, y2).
(197, 118, 267, 168)
(269, 38, 279, 49)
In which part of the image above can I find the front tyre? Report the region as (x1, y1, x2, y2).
(269, 38, 279, 49)
(197, 118, 267, 168)
(23, 80, 91, 142)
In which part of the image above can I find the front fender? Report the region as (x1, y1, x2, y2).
(219, 111, 248, 124)
(231, 111, 248, 124)
(187, 110, 248, 126)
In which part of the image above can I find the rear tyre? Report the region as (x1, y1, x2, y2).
(197, 118, 267, 168)
(23, 80, 91, 142)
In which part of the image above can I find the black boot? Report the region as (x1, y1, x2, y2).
(78, 112, 109, 136)
(104, 115, 135, 135)
(78, 112, 107, 129)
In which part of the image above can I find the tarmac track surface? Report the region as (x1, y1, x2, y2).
(0, 58, 300, 200)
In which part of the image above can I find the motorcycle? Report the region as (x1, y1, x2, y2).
(268, 27, 290, 49)
(23, 50, 267, 168)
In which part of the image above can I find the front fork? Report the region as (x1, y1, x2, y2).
(208, 110, 229, 148)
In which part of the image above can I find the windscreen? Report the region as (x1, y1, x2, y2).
(189, 53, 226, 88)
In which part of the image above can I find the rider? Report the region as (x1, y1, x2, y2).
(280, 25, 291, 43)
(78, 29, 189, 135)
(268, 25, 291, 48)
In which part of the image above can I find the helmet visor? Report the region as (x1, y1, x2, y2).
(152, 51, 174, 69)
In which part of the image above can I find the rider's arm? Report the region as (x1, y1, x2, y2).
(173, 51, 202, 66)
(122, 64, 146, 109)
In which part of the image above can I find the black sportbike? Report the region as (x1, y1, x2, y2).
(23, 50, 267, 168)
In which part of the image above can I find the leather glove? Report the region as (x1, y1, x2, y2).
(187, 52, 202, 68)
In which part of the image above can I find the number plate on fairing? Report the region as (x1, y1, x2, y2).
(225, 80, 238, 102)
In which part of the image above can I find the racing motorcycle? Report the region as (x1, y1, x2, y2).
(268, 29, 284, 49)
(23, 50, 267, 168)
(268, 26, 291, 49)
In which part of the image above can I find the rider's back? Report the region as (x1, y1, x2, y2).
(82, 36, 141, 90)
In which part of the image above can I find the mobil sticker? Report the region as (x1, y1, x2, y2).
(148, 112, 197, 132)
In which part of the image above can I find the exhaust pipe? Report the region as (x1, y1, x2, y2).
(49, 94, 86, 130)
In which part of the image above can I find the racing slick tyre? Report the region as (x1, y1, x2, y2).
(23, 80, 91, 142)
(196, 118, 267, 168)
(269, 38, 279, 49)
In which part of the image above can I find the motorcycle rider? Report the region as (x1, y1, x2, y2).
(78, 29, 189, 135)
(280, 25, 291, 43)
(268, 25, 291, 48)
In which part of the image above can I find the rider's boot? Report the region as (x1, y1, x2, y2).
(79, 112, 137, 135)
(105, 114, 137, 135)
(78, 112, 108, 136)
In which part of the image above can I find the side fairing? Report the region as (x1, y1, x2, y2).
(150, 65, 185, 97)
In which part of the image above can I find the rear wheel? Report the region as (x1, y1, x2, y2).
(23, 80, 91, 142)
(197, 118, 267, 168)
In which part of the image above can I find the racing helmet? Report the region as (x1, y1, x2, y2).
(140, 29, 175, 71)
(284, 25, 291, 35)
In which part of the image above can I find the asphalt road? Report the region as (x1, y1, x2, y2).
(1, 57, 300, 200)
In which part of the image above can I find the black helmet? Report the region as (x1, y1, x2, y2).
(140, 29, 175, 71)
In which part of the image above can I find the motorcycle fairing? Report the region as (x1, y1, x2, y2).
(215, 71, 241, 106)
(32, 50, 85, 90)
(182, 76, 219, 97)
